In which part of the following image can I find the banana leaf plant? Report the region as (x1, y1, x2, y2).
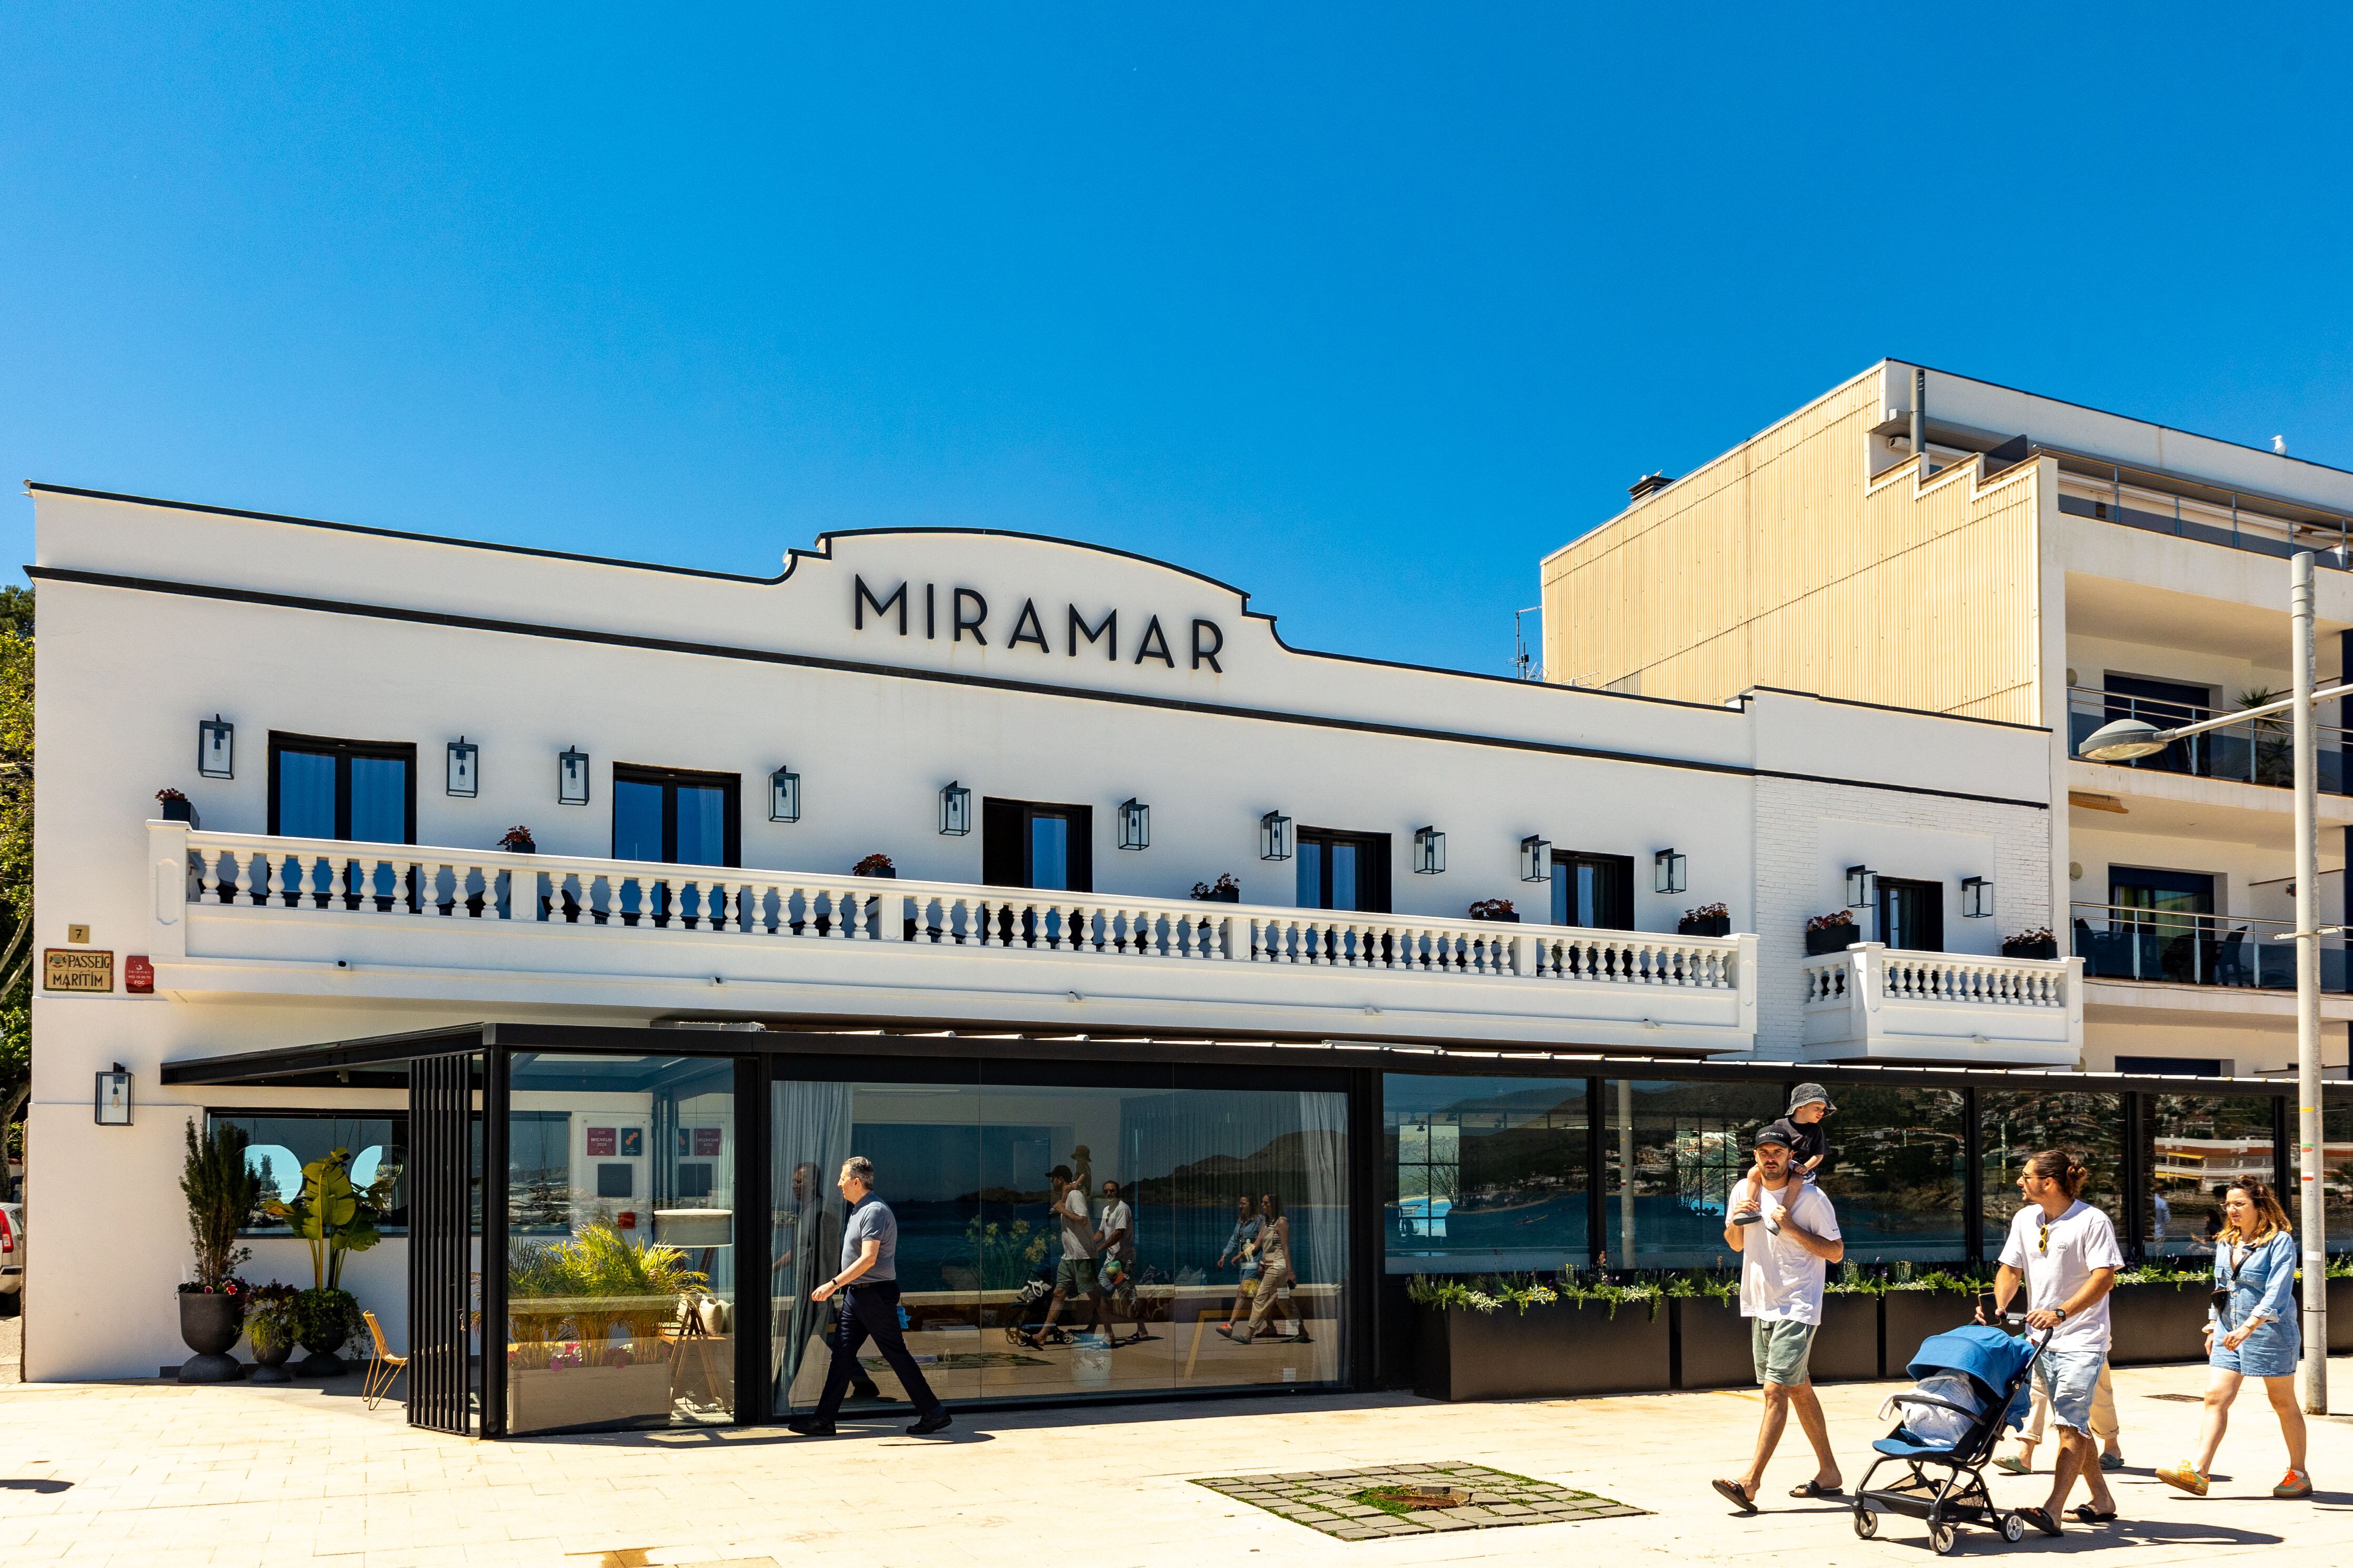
(263, 1146, 399, 1291)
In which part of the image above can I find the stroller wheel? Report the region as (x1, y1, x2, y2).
(1928, 1520, 1958, 1555)
(1851, 1506, 1877, 1540)
(2000, 1513, 2027, 1544)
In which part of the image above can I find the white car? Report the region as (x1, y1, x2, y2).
(0, 1201, 22, 1313)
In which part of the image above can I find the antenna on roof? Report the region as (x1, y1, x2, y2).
(1513, 605, 1543, 681)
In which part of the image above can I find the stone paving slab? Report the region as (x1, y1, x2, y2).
(1191, 1461, 1644, 1538)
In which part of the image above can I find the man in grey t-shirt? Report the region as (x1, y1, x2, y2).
(787, 1156, 951, 1438)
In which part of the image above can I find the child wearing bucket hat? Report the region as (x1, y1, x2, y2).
(1734, 1084, 1835, 1233)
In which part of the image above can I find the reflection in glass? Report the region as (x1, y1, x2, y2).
(677, 785, 728, 866)
(1382, 1076, 1587, 1272)
(612, 780, 664, 863)
(276, 751, 336, 839)
(1977, 1089, 2124, 1242)
(504, 1054, 736, 1433)
(1811, 1087, 1965, 1262)
(772, 1074, 1348, 1413)
(2296, 1099, 2353, 1253)
(211, 1113, 408, 1233)
(1605, 1080, 1782, 1268)
(2144, 1095, 2278, 1257)
(349, 756, 408, 844)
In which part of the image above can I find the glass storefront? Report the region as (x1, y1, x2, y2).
(2144, 1094, 2278, 1257)
(2286, 1098, 2352, 1254)
(772, 1063, 1348, 1412)
(1605, 1079, 1782, 1269)
(1812, 1086, 1966, 1263)
(503, 1053, 737, 1434)
(1978, 1089, 2123, 1242)
(1382, 1076, 1588, 1273)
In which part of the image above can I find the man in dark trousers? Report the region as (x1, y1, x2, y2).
(787, 1156, 953, 1437)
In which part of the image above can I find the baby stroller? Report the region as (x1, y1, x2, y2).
(1853, 1323, 2049, 1555)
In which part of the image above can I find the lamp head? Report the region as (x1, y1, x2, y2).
(2078, 717, 2170, 762)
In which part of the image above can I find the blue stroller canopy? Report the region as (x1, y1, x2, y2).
(1905, 1326, 2035, 1402)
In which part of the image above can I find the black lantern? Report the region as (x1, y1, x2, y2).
(447, 737, 479, 797)
(1259, 810, 1294, 862)
(1653, 847, 1687, 895)
(1413, 826, 1445, 875)
(940, 781, 972, 836)
(1961, 875, 1993, 918)
(197, 715, 234, 779)
(1119, 798, 1149, 851)
(559, 747, 591, 806)
(1846, 864, 1876, 908)
(770, 766, 802, 823)
(94, 1063, 132, 1126)
(1519, 835, 1552, 883)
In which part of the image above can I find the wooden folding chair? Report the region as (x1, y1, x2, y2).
(361, 1309, 408, 1411)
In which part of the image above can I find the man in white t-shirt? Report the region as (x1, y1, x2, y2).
(1711, 1125, 1845, 1514)
(1982, 1150, 2122, 1535)
(1020, 1165, 1102, 1349)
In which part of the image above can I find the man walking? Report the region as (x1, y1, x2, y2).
(1712, 1125, 1845, 1512)
(1980, 1150, 2121, 1535)
(1020, 1164, 1100, 1348)
(787, 1156, 952, 1437)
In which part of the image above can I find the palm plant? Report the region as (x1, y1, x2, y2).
(2240, 687, 2294, 786)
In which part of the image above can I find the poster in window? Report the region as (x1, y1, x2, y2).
(619, 1127, 642, 1157)
(586, 1126, 616, 1156)
(693, 1127, 722, 1157)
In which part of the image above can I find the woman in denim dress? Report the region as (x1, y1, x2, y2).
(2156, 1181, 2310, 1499)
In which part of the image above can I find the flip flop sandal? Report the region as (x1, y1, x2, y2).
(2070, 1505, 2117, 1524)
(1788, 1481, 1843, 1499)
(1711, 1479, 1758, 1514)
(2015, 1506, 2063, 1537)
(1991, 1454, 2030, 1475)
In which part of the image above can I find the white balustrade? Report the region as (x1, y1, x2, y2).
(1799, 943, 2082, 1064)
(1802, 948, 2067, 1010)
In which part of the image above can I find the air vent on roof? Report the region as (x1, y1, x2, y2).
(1627, 472, 1674, 502)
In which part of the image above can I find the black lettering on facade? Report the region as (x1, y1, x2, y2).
(925, 583, 937, 640)
(854, 575, 908, 634)
(1134, 614, 1175, 667)
(953, 587, 989, 645)
(1191, 618, 1224, 672)
(1069, 604, 1116, 660)
(1008, 598, 1050, 652)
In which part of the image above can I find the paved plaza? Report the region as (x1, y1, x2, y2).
(0, 1350, 2348, 1566)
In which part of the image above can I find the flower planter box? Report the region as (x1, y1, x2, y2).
(1467, 911, 1521, 923)
(1677, 915, 1731, 937)
(158, 795, 200, 829)
(2000, 939, 2059, 960)
(1883, 1290, 1977, 1373)
(1413, 1300, 1670, 1401)
(2106, 1281, 2209, 1366)
(1196, 887, 1241, 904)
(508, 1361, 675, 1433)
(1805, 926, 1858, 957)
(1674, 1294, 1877, 1389)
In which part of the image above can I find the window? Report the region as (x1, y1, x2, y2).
(1296, 828, 1390, 913)
(1384, 1076, 1587, 1273)
(2104, 674, 2212, 774)
(1551, 852, 1634, 928)
(1811, 1086, 1966, 1263)
(209, 1112, 408, 1235)
(268, 733, 416, 844)
(1875, 877, 1945, 952)
(2115, 1056, 2226, 1078)
(2143, 1094, 2278, 1257)
(980, 798, 1094, 892)
(2107, 866, 2217, 985)
(612, 765, 740, 867)
(1603, 1079, 1781, 1268)
(1978, 1088, 2124, 1243)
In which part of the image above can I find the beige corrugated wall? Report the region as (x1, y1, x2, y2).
(1541, 371, 2042, 724)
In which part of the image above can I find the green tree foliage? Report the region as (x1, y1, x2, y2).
(0, 585, 31, 1176)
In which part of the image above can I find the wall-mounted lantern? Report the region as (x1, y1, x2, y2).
(1654, 847, 1688, 895)
(1519, 835, 1552, 884)
(1413, 826, 1446, 875)
(1846, 864, 1876, 907)
(769, 765, 802, 824)
(939, 781, 973, 836)
(197, 715, 234, 780)
(559, 747, 591, 806)
(95, 1063, 132, 1126)
(446, 737, 479, 797)
(1259, 810, 1294, 862)
(1961, 875, 1994, 918)
(1119, 798, 1150, 851)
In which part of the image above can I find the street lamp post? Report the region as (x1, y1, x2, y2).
(2078, 548, 2337, 1417)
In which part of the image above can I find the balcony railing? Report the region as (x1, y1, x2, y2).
(2067, 686, 2347, 794)
(2055, 474, 2351, 571)
(150, 824, 1759, 1048)
(2071, 902, 2349, 993)
(1797, 943, 2080, 1063)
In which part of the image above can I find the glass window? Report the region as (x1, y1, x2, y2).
(1383, 1076, 1587, 1273)
(276, 751, 336, 839)
(1551, 854, 1633, 929)
(1030, 814, 1070, 891)
(612, 778, 665, 863)
(1978, 1089, 2124, 1245)
(1810, 1087, 1965, 1263)
(209, 1112, 408, 1235)
(267, 734, 415, 844)
(1603, 1079, 1783, 1269)
(2312, 1096, 2353, 1253)
(504, 1053, 737, 1434)
(773, 1067, 1348, 1414)
(980, 798, 1092, 892)
(1875, 878, 1944, 953)
(2145, 1095, 2279, 1257)
(1296, 829, 1387, 912)
(610, 767, 739, 867)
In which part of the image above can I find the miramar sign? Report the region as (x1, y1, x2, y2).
(850, 576, 1226, 672)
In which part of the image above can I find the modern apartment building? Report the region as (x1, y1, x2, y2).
(1542, 361, 2353, 1078)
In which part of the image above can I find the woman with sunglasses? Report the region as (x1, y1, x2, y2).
(2156, 1181, 2310, 1499)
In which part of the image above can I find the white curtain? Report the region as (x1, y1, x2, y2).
(1296, 1090, 1348, 1294)
(771, 1080, 856, 1410)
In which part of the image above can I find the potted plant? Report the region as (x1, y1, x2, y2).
(2001, 926, 2059, 960)
(1678, 902, 1731, 937)
(264, 1146, 396, 1377)
(246, 1282, 300, 1383)
(1409, 1273, 1671, 1400)
(1190, 874, 1242, 903)
(177, 1118, 259, 1382)
(852, 853, 896, 878)
(507, 1222, 706, 1432)
(1466, 898, 1519, 923)
(1805, 911, 1858, 957)
(155, 787, 199, 829)
(498, 825, 537, 854)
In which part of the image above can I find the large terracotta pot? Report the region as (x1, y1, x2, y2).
(177, 1292, 245, 1383)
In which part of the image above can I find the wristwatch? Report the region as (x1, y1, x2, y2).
(2053, 1307, 2068, 1321)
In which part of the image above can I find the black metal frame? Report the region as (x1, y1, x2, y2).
(405, 1051, 476, 1434)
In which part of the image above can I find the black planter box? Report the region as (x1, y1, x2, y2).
(1883, 1290, 1977, 1373)
(1467, 911, 1521, 923)
(1674, 1294, 1878, 1389)
(1805, 926, 1859, 957)
(2334, 1277, 2353, 1355)
(1677, 915, 1732, 937)
(1196, 887, 1241, 903)
(1414, 1299, 1670, 1401)
(2107, 1281, 2210, 1366)
(2000, 938, 2059, 959)
(157, 796, 200, 829)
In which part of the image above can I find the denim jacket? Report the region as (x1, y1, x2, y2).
(2210, 1230, 2297, 1332)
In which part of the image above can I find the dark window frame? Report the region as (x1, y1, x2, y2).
(1551, 851, 1636, 930)
(1875, 875, 1946, 953)
(980, 797, 1094, 892)
(1297, 827, 1393, 913)
(267, 731, 418, 844)
(207, 1108, 410, 1236)
(611, 763, 742, 868)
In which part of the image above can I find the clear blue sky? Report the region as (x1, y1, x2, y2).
(5, 7, 2349, 674)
